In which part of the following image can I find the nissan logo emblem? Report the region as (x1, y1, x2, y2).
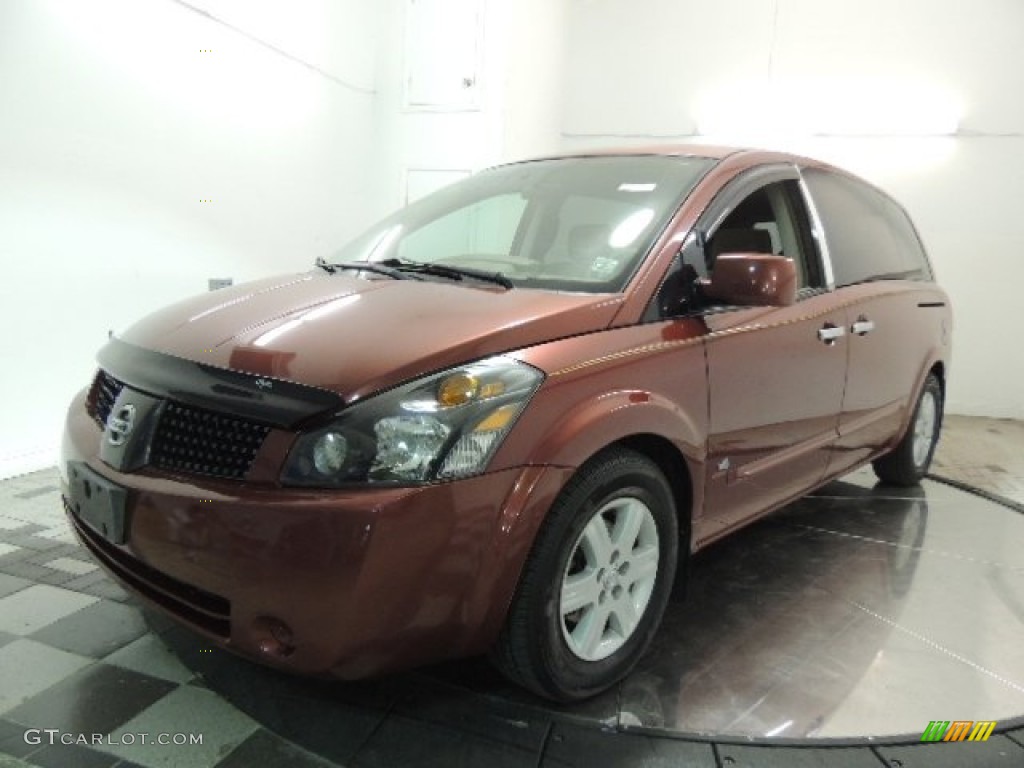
(106, 403, 137, 446)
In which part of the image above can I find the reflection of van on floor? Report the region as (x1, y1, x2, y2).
(61, 146, 951, 702)
(651, 480, 929, 736)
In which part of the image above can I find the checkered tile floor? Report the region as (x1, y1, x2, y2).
(0, 417, 1021, 767)
(0, 472, 364, 767)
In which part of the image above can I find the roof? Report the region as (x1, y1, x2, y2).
(553, 143, 742, 160)
(515, 143, 835, 173)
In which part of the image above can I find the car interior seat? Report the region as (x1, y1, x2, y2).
(708, 228, 774, 261)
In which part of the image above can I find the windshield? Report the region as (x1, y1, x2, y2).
(332, 155, 715, 293)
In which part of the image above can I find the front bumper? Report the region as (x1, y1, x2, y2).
(61, 390, 567, 678)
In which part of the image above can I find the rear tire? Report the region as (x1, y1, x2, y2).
(873, 373, 943, 486)
(490, 448, 678, 702)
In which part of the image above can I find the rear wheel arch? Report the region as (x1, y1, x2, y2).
(907, 357, 947, 438)
(930, 361, 946, 397)
(929, 360, 947, 430)
(884, 354, 947, 454)
(874, 370, 943, 486)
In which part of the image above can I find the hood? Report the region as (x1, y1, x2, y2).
(119, 271, 621, 401)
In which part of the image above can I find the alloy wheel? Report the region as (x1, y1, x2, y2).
(559, 496, 660, 662)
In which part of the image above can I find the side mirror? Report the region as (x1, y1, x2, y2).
(703, 253, 797, 308)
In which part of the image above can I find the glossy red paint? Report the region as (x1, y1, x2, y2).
(60, 145, 952, 681)
(120, 273, 621, 403)
(63, 389, 576, 676)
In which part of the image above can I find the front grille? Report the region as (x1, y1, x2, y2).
(84, 368, 271, 481)
(86, 369, 124, 429)
(150, 401, 271, 480)
(66, 497, 231, 638)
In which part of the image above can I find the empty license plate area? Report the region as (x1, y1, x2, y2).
(67, 461, 128, 545)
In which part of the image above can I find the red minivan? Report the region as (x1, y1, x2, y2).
(61, 146, 951, 701)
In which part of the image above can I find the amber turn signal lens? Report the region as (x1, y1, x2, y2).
(479, 380, 506, 398)
(437, 373, 479, 406)
(473, 403, 518, 432)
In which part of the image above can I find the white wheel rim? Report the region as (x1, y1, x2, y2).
(559, 496, 660, 662)
(912, 391, 937, 468)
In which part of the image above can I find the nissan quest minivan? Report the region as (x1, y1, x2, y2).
(61, 146, 951, 701)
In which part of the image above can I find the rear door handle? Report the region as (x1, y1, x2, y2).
(851, 317, 875, 336)
(818, 323, 845, 345)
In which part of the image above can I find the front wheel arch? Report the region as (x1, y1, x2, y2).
(471, 432, 697, 654)
(490, 446, 680, 701)
(615, 433, 695, 565)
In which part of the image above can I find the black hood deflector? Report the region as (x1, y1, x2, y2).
(97, 337, 342, 429)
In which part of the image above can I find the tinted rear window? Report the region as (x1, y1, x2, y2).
(803, 170, 931, 286)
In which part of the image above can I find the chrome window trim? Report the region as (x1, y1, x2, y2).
(703, 164, 798, 236)
(796, 168, 836, 291)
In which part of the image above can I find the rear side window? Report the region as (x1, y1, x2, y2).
(803, 170, 931, 286)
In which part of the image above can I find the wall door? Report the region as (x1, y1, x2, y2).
(404, 0, 482, 111)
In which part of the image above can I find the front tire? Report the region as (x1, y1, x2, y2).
(873, 373, 943, 486)
(491, 448, 679, 702)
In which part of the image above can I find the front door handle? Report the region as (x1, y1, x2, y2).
(818, 323, 845, 345)
(851, 317, 875, 336)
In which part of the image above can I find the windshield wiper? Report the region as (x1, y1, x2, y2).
(378, 258, 514, 289)
(315, 257, 422, 281)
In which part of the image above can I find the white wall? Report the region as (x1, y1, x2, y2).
(499, 0, 566, 163)
(6, 0, 1016, 479)
(370, 0, 565, 216)
(0, 0, 379, 477)
(559, 0, 1024, 419)
(370, 0, 504, 216)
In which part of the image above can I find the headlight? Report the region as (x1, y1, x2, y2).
(312, 432, 348, 474)
(281, 357, 544, 486)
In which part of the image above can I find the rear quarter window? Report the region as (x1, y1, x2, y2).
(803, 169, 932, 286)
